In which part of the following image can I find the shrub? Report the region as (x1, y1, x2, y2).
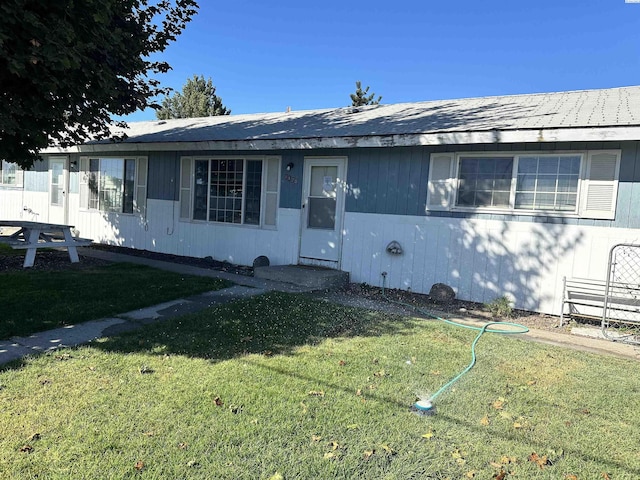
(485, 295, 513, 318)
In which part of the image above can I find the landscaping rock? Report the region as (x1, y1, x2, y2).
(429, 283, 456, 303)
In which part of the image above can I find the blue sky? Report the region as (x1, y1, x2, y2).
(123, 0, 640, 122)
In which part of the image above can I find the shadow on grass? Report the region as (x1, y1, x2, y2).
(92, 291, 422, 361)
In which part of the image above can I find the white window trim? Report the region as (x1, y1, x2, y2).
(79, 156, 147, 215)
(180, 155, 280, 229)
(0, 160, 24, 187)
(426, 150, 621, 219)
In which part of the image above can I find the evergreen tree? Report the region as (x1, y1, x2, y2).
(0, 0, 198, 168)
(156, 75, 230, 119)
(350, 81, 382, 106)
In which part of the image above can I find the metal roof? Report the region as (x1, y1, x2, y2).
(68, 86, 640, 152)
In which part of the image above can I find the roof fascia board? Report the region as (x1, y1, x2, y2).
(42, 126, 640, 154)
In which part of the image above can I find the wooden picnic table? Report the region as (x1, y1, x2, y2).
(0, 221, 93, 268)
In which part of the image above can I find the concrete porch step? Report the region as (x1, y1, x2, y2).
(254, 265, 349, 290)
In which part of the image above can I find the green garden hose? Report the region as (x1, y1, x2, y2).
(380, 275, 529, 414)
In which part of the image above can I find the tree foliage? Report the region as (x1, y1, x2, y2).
(350, 81, 382, 107)
(156, 75, 230, 119)
(0, 0, 199, 168)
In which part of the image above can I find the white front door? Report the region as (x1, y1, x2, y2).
(49, 156, 69, 225)
(299, 157, 347, 266)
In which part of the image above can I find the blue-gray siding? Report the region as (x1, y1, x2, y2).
(27, 140, 640, 229)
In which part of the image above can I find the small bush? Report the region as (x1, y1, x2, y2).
(485, 295, 513, 318)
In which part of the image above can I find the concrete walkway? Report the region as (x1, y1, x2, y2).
(1, 249, 639, 366)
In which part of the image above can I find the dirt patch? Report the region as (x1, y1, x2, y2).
(0, 249, 110, 272)
(90, 244, 253, 276)
(340, 283, 569, 335)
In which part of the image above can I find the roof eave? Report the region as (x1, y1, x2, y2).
(42, 126, 640, 154)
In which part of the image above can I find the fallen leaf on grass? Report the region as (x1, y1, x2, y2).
(178, 442, 188, 449)
(338, 360, 346, 366)
(142, 431, 154, 437)
(311, 435, 322, 442)
(214, 396, 224, 407)
(465, 471, 476, 478)
(373, 370, 388, 377)
(421, 430, 435, 439)
(308, 390, 325, 397)
(187, 460, 200, 468)
(323, 452, 336, 459)
(268, 473, 283, 480)
(513, 421, 523, 429)
(39, 378, 52, 386)
(527, 380, 537, 386)
(363, 449, 375, 460)
(134, 460, 144, 471)
(430, 370, 441, 375)
(380, 444, 396, 455)
(138, 365, 154, 374)
(602, 473, 611, 480)
(29, 433, 41, 441)
(328, 441, 340, 450)
(492, 397, 506, 410)
(451, 448, 465, 461)
(355, 389, 362, 396)
(346, 424, 359, 430)
(565, 475, 578, 480)
(480, 415, 490, 426)
(528, 452, 551, 469)
(19, 445, 33, 453)
(493, 469, 507, 480)
(229, 404, 243, 414)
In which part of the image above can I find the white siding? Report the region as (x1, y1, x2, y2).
(0, 191, 49, 222)
(341, 211, 640, 315)
(71, 199, 301, 267)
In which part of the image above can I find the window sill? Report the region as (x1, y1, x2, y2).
(434, 207, 583, 219)
(180, 218, 276, 230)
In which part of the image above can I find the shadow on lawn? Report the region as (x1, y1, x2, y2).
(92, 291, 421, 362)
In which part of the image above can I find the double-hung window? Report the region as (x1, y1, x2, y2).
(0, 160, 24, 186)
(427, 151, 620, 219)
(180, 156, 280, 227)
(79, 157, 147, 214)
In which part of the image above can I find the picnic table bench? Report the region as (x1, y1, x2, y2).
(0, 220, 93, 268)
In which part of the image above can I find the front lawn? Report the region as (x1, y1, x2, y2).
(1, 293, 638, 479)
(0, 262, 231, 339)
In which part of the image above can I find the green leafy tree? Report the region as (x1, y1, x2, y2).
(156, 75, 230, 119)
(350, 81, 382, 106)
(0, 0, 199, 169)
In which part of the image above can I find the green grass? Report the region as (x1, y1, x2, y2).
(0, 262, 231, 339)
(1, 292, 639, 479)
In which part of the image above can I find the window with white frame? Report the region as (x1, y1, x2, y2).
(180, 156, 280, 227)
(79, 156, 147, 214)
(427, 151, 620, 220)
(0, 160, 24, 186)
